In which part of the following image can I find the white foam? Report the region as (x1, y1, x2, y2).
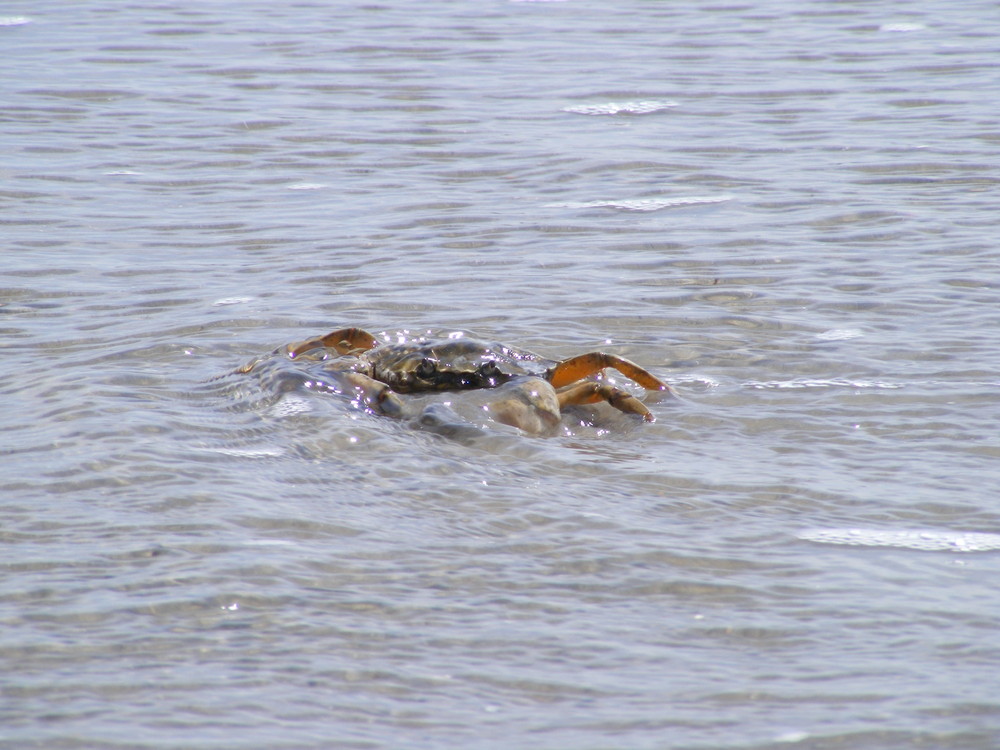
(745, 378, 903, 390)
(815, 328, 864, 341)
(563, 100, 679, 116)
(547, 195, 732, 212)
(799, 528, 1000, 552)
(879, 23, 925, 32)
(203, 446, 285, 458)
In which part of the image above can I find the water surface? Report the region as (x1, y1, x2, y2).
(3, 1, 1000, 748)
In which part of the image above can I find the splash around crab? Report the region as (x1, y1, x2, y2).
(238, 327, 671, 436)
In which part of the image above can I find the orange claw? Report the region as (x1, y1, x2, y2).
(547, 352, 667, 391)
(555, 381, 656, 421)
(287, 327, 379, 359)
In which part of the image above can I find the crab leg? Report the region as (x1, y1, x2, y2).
(340, 371, 407, 418)
(556, 382, 656, 422)
(287, 327, 378, 359)
(547, 352, 668, 391)
(488, 377, 562, 435)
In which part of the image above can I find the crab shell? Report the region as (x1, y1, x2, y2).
(357, 339, 546, 393)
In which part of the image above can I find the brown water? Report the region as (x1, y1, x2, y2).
(4, 2, 1000, 748)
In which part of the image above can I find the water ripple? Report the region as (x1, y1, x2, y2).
(744, 378, 905, 390)
(546, 195, 733, 211)
(4, 0, 1000, 747)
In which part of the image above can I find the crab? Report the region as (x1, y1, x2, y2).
(240, 327, 670, 435)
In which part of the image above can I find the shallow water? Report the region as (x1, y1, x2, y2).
(3, 1, 1000, 748)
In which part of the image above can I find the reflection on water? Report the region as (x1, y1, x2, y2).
(3, 0, 1000, 748)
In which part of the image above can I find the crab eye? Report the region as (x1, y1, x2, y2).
(477, 361, 502, 383)
(415, 357, 437, 379)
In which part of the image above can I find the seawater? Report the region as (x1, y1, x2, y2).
(3, 1, 1000, 748)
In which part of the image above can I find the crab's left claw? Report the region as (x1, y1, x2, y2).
(556, 381, 657, 422)
(547, 352, 669, 392)
(287, 327, 379, 359)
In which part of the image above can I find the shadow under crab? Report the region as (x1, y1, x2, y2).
(238, 327, 671, 436)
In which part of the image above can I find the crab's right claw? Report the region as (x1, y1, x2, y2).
(547, 352, 669, 392)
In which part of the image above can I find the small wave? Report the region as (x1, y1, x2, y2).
(745, 378, 903, 390)
(879, 22, 925, 32)
(815, 328, 864, 341)
(668, 374, 720, 389)
(212, 296, 254, 306)
(547, 195, 732, 212)
(268, 395, 312, 417)
(563, 100, 679, 116)
(240, 539, 297, 546)
(799, 528, 1000, 552)
(286, 183, 329, 190)
(0, 16, 31, 26)
(201, 446, 285, 458)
